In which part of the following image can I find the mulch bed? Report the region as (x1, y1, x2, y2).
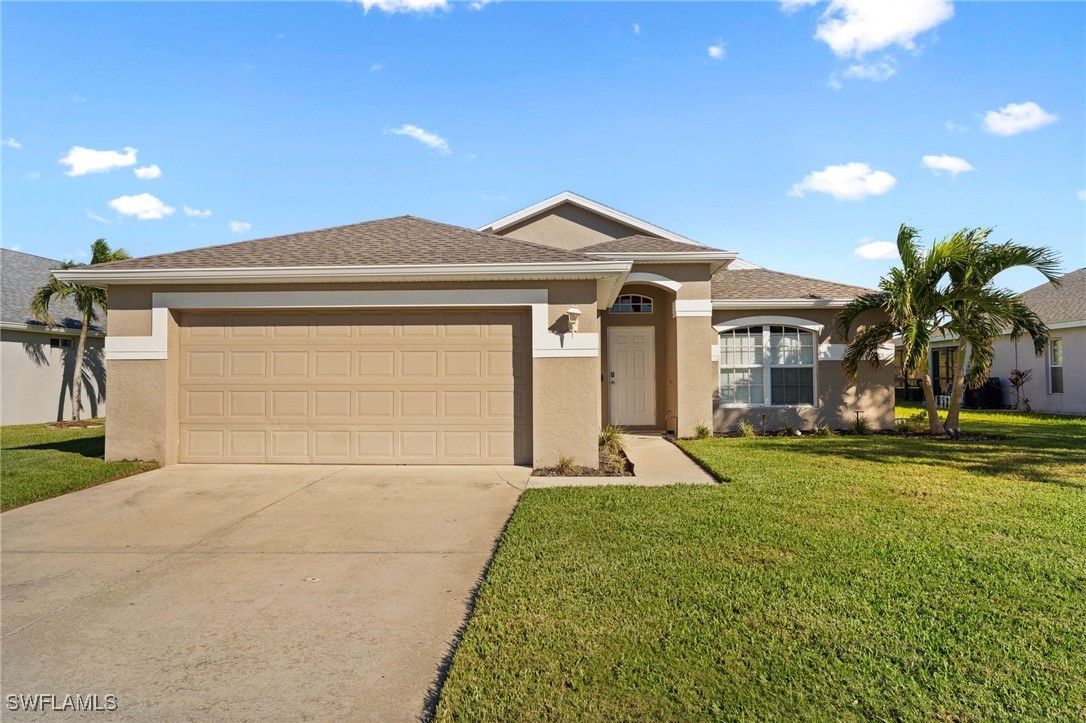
(532, 447, 634, 477)
(44, 420, 104, 429)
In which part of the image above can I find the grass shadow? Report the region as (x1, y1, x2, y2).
(7, 437, 105, 459)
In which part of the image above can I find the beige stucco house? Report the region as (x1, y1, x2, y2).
(1, 249, 107, 425)
(56, 192, 894, 467)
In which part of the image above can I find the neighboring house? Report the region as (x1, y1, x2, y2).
(56, 191, 893, 467)
(0, 248, 107, 425)
(903, 268, 1084, 414)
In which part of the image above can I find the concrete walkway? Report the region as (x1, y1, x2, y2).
(528, 432, 717, 488)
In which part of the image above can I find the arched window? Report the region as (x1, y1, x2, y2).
(610, 294, 653, 314)
(718, 325, 816, 406)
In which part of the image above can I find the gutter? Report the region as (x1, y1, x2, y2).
(712, 298, 853, 310)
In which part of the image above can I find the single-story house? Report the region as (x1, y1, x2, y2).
(1, 248, 107, 425)
(918, 268, 1083, 414)
(56, 192, 894, 466)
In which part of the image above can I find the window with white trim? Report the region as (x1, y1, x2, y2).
(609, 294, 653, 314)
(718, 325, 816, 406)
(1049, 338, 1063, 394)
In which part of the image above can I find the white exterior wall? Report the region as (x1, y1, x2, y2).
(991, 326, 1086, 414)
(0, 329, 107, 425)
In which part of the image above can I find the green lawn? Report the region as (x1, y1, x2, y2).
(1, 420, 157, 511)
(435, 408, 1086, 721)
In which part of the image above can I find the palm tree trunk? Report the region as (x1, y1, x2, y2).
(944, 344, 968, 433)
(920, 372, 946, 435)
(72, 319, 88, 421)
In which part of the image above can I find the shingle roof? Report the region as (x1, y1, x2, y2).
(581, 235, 713, 253)
(1, 249, 105, 333)
(1018, 268, 1086, 325)
(94, 216, 595, 271)
(712, 268, 873, 301)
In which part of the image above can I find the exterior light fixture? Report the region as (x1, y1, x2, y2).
(566, 307, 582, 334)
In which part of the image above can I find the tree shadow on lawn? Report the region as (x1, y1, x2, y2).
(7, 437, 105, 460)
(759, 436, 1086, 489)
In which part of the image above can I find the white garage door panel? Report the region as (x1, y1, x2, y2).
(178, 309, 531, 464)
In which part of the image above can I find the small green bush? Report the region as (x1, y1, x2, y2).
(779, 421, 795, 437)
(850, 413, 872, 435)
(598, 425, 626, 452)
(554, 455, 577, 476)
(693, 422, 713, 439)
(814, 423, 835, 437)
(737, 421, 757, 437)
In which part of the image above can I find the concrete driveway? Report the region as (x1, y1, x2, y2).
(1, 464, 527, 721)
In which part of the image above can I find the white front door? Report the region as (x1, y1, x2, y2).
(608, 326, 655, 426)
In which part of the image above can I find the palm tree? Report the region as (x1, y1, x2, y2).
(29, 239, 130, 421)
(940, 229, 1060, 433)
(835, 224, 967, 435)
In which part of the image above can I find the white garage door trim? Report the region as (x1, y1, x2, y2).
(106, 289, 598, 360)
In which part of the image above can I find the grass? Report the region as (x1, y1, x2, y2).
(1, 420, 157, 511)
(435, 407, 1086, 721)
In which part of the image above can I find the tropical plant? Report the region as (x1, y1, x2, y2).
(598, 425, 626, 453)
(835, 224, 965, 435)
(813, 423, 835, 437)
(1008, 368, 1034, 411)
(554, 454, 577, 476)
(29, 239, 129, 420)
(692, 422, 713, 439)
(849, 413, 871, 436)
(940, 230, 1059, 432)
(736, 421, 757, 438)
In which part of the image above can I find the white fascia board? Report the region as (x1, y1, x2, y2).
(712, 299, 853, 310)
(477, 191, 703, 246)
(929, 318, 1086, 344)
(0, 321, 105, 338)
(584, 251, 737, 262)
(52, 261, 633, 288)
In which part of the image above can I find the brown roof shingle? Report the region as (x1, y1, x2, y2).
(93, 216, 595, 270)
(1018, 268, 1086, 325)
(712, 268, 873, 301)
(581, 235, 715, 254)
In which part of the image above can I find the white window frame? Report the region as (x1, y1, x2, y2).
(1048, 338, 1064, 394)
(609, 294, 654, 314)
(716, 324, 818, 408)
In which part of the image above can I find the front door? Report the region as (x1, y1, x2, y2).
(608, 326, 655, 426)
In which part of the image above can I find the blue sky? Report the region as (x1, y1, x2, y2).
(2, 0, 1083, 292)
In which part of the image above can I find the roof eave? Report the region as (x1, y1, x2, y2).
(52, 261, 634, 288)
(478, 191, 702, 246)
(712, 298, 854, 309)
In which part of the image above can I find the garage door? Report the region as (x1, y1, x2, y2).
(177, 309, 532, 464)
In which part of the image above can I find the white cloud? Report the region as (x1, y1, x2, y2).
(789, 162, 897, 200)
(3, 137, 22, 149)
(945, 120, 968, 133)
(370, 62, 384, 72)
(184, 206, 212, 218)
(389, 124, 451, 155)
(632, 23, 640, 35)
(108, 193, 175, 220)
(854, 238, 898, 260)
(71, 95, 87, 103)
(60, 146, 138, 176)
(6, 245, 21, 252)
(983, 101, 1058, 136)
(230, 221, 252, 234)
(922, 154, 974, 175)
(469, 0, 497, 9)
(359, 0, 448, 13)
(843, 58, 896, 81)
(134, 164, 162, 180)
(1077, 190, 1086, 201)
(85, 210, 111, 224)
(815, 0, 954, 58)
(707, 42, 726, 60)
(780, 0, 818, 15)
(27, 171, 41, 180)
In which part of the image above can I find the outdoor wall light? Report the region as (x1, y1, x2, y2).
(566, 307, 582, 334)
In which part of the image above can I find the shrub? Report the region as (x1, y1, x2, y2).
(737, 421, 757, 437)
(554, 455, 577, 476)
(779, 421, 795, 437)
(814, 423, 835, 437)
(907, 410, 928, 433)
(693, 422, 713, 439)
(598, 425, 626, 453)
(850, 413, 872, 436)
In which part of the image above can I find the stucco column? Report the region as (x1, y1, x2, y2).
(532, 356, 599, 468)
(674, 311, 716, 437)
